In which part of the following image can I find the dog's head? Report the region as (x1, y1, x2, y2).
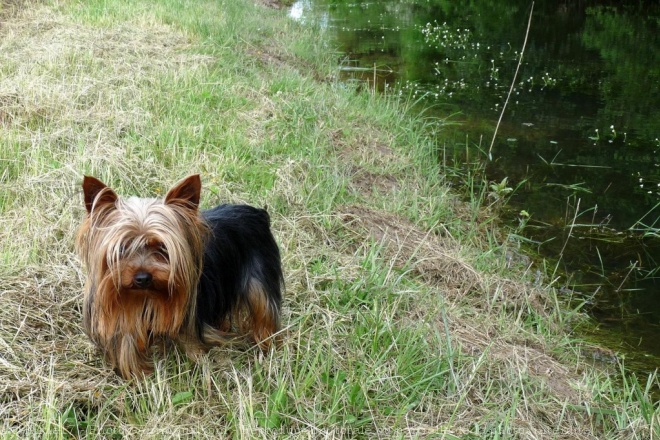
(76, 174, 206, 301)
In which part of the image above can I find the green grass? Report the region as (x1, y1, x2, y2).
(0, 0, 659, 438)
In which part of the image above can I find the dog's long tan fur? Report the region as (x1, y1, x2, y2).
(77, 176, 208, 377)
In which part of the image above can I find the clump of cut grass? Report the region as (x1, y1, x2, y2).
(1, 0, 659, 438)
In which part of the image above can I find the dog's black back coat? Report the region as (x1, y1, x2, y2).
(195, 204, 283, 339)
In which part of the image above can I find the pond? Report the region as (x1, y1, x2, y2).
(291, 0, 660, 372)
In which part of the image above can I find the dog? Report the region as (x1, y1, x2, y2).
(76, 174, 283, 378)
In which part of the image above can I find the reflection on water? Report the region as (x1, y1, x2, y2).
(291, 0, 660, 370)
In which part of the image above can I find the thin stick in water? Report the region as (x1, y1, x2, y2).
(488, 2, 535, 161)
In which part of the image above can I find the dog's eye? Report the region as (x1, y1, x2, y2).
(157, 243, 169, 257)
(118, 244, 128, 256)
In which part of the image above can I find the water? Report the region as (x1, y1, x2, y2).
(291, 0, 660, 371)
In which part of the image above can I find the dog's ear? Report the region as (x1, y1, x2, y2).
(165, 174, 201, 210)
(82, 176, 118, 213)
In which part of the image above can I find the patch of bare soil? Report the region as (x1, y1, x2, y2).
(340, 203, 552, 311)
(255, 0, 283, 9)
(339, 205, 480, 295)
(348, 166, 400, 195)
(332, 129, 401, 169)
(480, 334, 585, 404)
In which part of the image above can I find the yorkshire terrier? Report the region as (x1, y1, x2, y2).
(76, 174, 283, 378)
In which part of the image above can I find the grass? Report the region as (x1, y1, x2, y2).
(0, 0, 658, 438)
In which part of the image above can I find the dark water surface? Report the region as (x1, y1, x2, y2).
(291, 0, 660, 371)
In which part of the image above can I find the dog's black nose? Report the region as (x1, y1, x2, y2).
(133, 272, 153, 288)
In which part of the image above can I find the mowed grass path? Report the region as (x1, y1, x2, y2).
(0, 0, 658, 438)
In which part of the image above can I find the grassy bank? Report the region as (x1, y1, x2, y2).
(0, 0, 658, 438)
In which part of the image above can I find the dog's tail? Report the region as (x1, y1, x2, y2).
(245, 278, 281, 349)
